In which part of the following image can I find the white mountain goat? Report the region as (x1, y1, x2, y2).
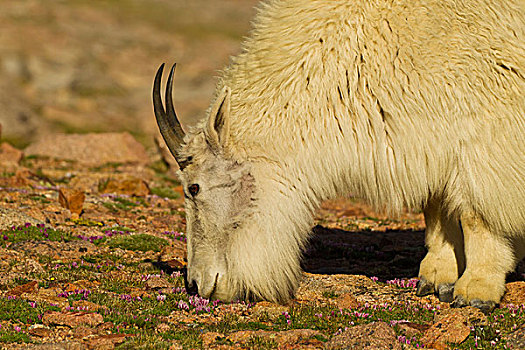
(153, 0, 525, 312)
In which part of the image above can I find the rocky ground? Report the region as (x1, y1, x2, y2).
(0, 0, 258, 148)
(0, 132, 524, 350)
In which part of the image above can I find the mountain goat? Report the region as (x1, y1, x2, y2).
(153, 0, 525, 312)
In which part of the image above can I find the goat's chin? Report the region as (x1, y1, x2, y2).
(210, 282, 237, 302)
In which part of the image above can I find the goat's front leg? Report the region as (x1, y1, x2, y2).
(417, 200, 465, 302)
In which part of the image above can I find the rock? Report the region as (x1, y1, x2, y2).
(40, 203, 71, 224)
(68, 173, 111, 193)
(336, 293, 360, 309)
(251, 301, 289, 321)
(72, 300, 102, 312)
(25, 132, 150, 166)
(96, 322, 114, 333)
(42, 311, 104, 328)
(145, 277, 173, 290)
(58, 188, 85, 218)
(10, 258, 45, 275)
(270, 329, 322, 346)
(99, 176, 150, 196)
(168, 342, 183, 350)
(433, 307, 487, 326)
(64, 280, 100, 291)
(0, 208, 43, 230)
(421, 308, 474, 349)
(21, 341, 84, 350)
(158, 241, 187, 269)
(397, 322, 429, 338)
(501, 282, 525, 306)
(0, 248, 26, 286)
(86, 334, 132, 350)
(6, 280, 39, 297)
(26, 288, 69, 309)
(325, 322, 401, 350)
(28, 324, 52, 338)
(73, 325, 96, 339)
(201, 332, 221, 347)
(155, 322, 171, 333)
(0, 142, 23, 164)
(12, 240, 97, 260)
(0, 169, 30, 188)
(202, 329, 322, 348)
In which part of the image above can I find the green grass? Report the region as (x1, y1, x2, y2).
(103, 198, 137, 212)
(102, 196, 147, 213)
(273, 302, 436, 335)
(1, 224, 75, 247)
(150, 187, 180, 200)
(156, 329, 202, 349)
(454, 307, 525, 349)
(148, 160, 169, 175)
(212, 318, 272, 333)
(245, 336, 278, 349)
(90, 162, 124, 172)
(106, 234, 169, 253)
(29, 194, 51, 204)
(116, 334, 174, 349)
(98, 278, 145, 294)
(0, 298, 60, 325)
(322, 291, 339, 299)
(0, 329, 32, 344)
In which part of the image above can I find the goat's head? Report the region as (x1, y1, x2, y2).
(154, 64, 301, 302)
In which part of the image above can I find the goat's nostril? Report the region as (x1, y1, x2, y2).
(186, 279, 199, 296)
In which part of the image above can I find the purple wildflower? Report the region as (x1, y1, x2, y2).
(386, 278, 418, 289)
(189, 295, 211, 312)
(282, 311, 292, 324)
(178, 300, 190, 310)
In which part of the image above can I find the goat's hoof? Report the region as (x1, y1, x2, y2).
(437, 283, 455, 303)
(470, 299, 496, 315)
(451, 295, 468, 308)
(416, 278, 434, 297)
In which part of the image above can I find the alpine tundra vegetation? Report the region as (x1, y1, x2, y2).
(153, 0, 525, 313)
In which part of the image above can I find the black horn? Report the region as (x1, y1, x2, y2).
(153, 63, 185, 160)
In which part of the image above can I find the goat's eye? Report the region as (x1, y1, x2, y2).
(188, 184, 200, 197)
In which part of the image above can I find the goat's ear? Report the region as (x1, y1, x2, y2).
(205, 86, 231, 151)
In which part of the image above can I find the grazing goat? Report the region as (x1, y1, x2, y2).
(153, 0, 525, 313)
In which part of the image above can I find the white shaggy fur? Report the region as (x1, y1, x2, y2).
(174, 0, 525, 305)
